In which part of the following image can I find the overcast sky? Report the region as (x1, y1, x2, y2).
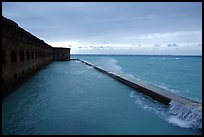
(2, 2, 202, 55)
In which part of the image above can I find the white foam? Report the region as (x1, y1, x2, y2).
(130, 92, 202, 129)
(125, 73, 135, 79)
(154, 83, 181, 94)
(167, 116, 191, 128)
(168, 100, 202, 129)
(94, 58, 138, 82)
(95, 58, 122, 74)
(86, 66, 93, 69)
(129, 91, 135, 98)
(129, 91, 167, 118)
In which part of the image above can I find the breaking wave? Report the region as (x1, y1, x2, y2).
(94, 58, 122, 74)
(167, 100, 202, 129)
(93, 58, 137, 81)
(129, 91, 168, 118)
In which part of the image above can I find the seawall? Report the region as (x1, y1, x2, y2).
(2, 16, 70, 98)
(76, 59, 202, 110)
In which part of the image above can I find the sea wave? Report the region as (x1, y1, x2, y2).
(129, 91, 168, 118)
(85, 66, 93, 69)
(158, 57, 181, 60)
(94, 58, 122, 74)
(167, 100, 202, 129)
(154, 83, 181, 94)
(167, 116, 192, 128)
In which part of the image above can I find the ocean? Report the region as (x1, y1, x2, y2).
(2, 55, 202, 135)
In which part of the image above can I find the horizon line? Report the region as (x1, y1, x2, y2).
(71, 54, 202, 56)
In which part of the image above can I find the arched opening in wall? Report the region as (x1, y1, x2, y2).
(31, 51, 34, 60)
(20, 51, 25, 62)
(13, 73, 17, 81)
(26, 51, 30, 61)
(22, 70, 24, 75)
(2, 50, 5, 65)
(11, 50, 17, 63)
(35, 51, 37, 59)
(38, 51, 40, 58)
(28, 67, 30, 72)
(2, 78, 5, 86)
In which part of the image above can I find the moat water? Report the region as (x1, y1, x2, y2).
(2, 55, 202, 135)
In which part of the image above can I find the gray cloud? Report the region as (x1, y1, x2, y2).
(154, 44, 160, 47)
(167, 44, 178, 47)
(2, 2, 202, 42)
(2, 2, 202, 55)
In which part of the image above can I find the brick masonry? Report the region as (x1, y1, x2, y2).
(2, 16, 70, 98)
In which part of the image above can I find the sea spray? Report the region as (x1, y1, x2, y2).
(129, 91, 168, 118)
(95, 58, 122, 74)
(94, 58, 138, 81)
(168, 100, 202, 129)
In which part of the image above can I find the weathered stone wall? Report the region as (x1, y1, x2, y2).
(53, 48, 70, 61)
(2, 16, 70, 98)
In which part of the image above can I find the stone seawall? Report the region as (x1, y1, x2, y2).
(76, 59, 202, 111)
(77, 59, 202, 129)
(2, 16, 70, 98)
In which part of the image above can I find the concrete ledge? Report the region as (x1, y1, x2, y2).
(76, 59, 202, 112)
